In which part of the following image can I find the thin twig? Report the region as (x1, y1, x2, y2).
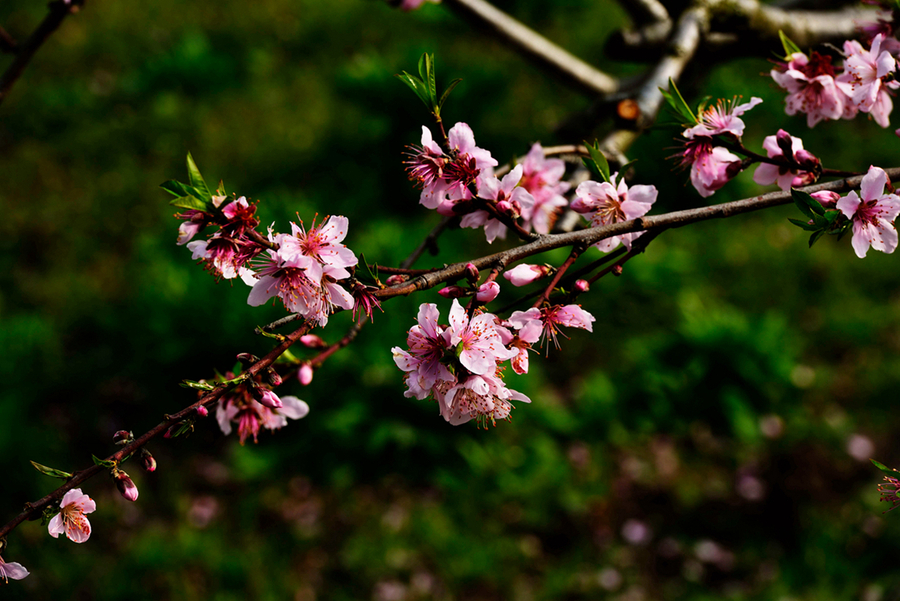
(0, 27, 17, 54)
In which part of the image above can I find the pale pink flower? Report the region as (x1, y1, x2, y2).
(518, 143, 570, 234)
(771, 52, 846, 127)
(840, 34, 899, 127)
(435, 372, 531, 427)
(572, 173, 657, 252)
(277, 216, 358, 280)
(837, 165, 900, 257)
(392, 303, 454, 400)
(48, 488, 96, 543)
(683, 97, 762, 139)
(508, 304, 595, 350)
(752, 130, 819, 191)
(447, 299, 517, 375)
(503, 264, 549, 287)
(680, 139, 742, 198)
(475, 281, 500, 302)
(216, 395, 309, 444)
(461, 165, 535, 243)
(0, 556, 29, 582)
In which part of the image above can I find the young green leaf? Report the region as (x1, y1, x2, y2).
(395, 72, 431, 110)
(30, 461, 73, 480)
(169, 195, 210, 211)
(808, 229, 825, 248)
(791, 188, 825, 218)
(787, 217, 818, 231)
(659, 78, 696, 124)
(186, 153, 210, 200)
(438, 78, 463, 113)
(872, 458, 899, 477)
(180, 379, 215, 391)
(92, 454, 117, 468)
(160, 180, 204, 200)
(778, 30, 803, 59)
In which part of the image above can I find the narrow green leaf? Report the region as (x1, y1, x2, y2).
(779, 30, 803, 59)
(872, 458, 899, 478)
(808, 229, 825, 248)
(91, 454, 116, 468)
(180, 379, 215, 391)
(185, 153, 210, 200)
(424, 53, 437, 109)
(618, 159, 638, 177)
(216, 180, 226, 196)
(662, 78, 696, 122)
(582, 141, 611, 183)
(161, 180, 203, 199)
(169, 196, 209, 211)
(30, 461, 72, 480)
(791, 188, 825, 217)
(787, 218, 818, 231)
(438, 78, 463, 112)
(395, 72, 431, 108)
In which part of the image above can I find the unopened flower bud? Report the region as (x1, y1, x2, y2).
(386, 274, 408, 286)
(464, 263, 480, 283)
(113, 431, 132, 446)
(612, 265, 624, 276)
(196, 405, 209, 417)
(475, 281, 500, 302)
(725, 160, 743, 179)
(775, 129, 794, 159)
(508, 199, 522, 219)
(438, 285, 470, 298)
(140, 448, 157, 473)
(266, 368, 283, 387)
(794, 149, 820, 170)
(810, 190, 840, 207)
(503, 264, 550, 287)
(114, 470, 139, 502)
(300, 334, 327, 348)
(251, 386, 283, 409)
(298, 362, 314, 386)
(574, 279, 590, 293)
(236, 353, 259, 364)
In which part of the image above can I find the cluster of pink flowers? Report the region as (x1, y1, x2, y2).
(406, 125, 571, 241)
(837, 165, 900, 258)
(246, 216, 358, 327)
(214, 371, 310, 444)
(752, 129, 820, 191)
(392, 298, 594, 426)
(570, 172, 658, 251)
(772, 33, 900, 129)
(180, 196, 262, 283)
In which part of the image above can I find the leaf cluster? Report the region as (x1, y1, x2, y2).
(160, 153, 226, 212)
(395, 53, 462, 119)
(788, 188, 850, 248)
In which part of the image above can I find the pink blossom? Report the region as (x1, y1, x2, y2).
(391, 303, 454, 400)
(448, 299, 517, 375)
(48, 488, 96, 543)
(185, 196, 265, 282)
(683, 97, 762, 139)
(572, 173, 657, 252)
(399, 0, 440, 11)
(503, 264, 550, 287)
(257, 389, 284, 409)
(771, 52, 847, 127)
(508, 304, 595, 350)
(475, 281, 500, 302)
(435, 372, 531, 427)
(518, 143, 570, 234)
(277, 216, 358, 280)
(752, 130, 819, 191)
(114, 471, 139, 502)
(840, 34, 898, 127)
(680, 139, 742, 198)
(837, 165, 900, 257)
(461, 165, 535, 243)
(216, 394, 309, 444)
(0, 556, 29, 582)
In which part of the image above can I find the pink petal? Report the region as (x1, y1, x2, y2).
(861, 166, 888, 201)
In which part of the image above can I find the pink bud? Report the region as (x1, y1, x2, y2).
(236, 353, 259, 363)
(575, 279, 590, 293)
(140, 449, 157, 473)
(386, 274, 408, 286)
(112, 430, 132, 445)
(196, 405, 209, 417)
(503, 264, 549, 287)
(298, 363, 314, 386)
(775, 129, 794, 159)
(267, 368, 283, 387)
(438, 285, 470, 298)
(496, 200, 513, 215)
(612, 265, 623, 276)
(464, 263, 480, 282)
(794, 149, 819, 169)
(475, 281, 500, 302)
(300, 334, 327, 348)
(115, 470, 139, 502)
(257, 389, 283, 409)
(810, 190, 840, 206)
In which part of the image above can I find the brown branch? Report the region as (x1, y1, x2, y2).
(440, 0, 619, 96)
(0, 27, 17, 54)
(533, 246, 583, 308)
(0, 320, 311, 541)
(0, 0, 84, 107)
(376, 168, 900, 300)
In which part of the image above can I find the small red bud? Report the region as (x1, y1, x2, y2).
(299, 334, 327, 348)
(196, 405, 209, 417)
(236, 353, 259, 363)
(140, 448, 157, 473)
(574, 279, 590, 293)
(464, 263, 480, 282)
(113, 430, 132, 445)
(612, 265, 624, 276)
(386, 274, 408, 286)
(266, 368, 283, 387)
(438, 285, 470, 298)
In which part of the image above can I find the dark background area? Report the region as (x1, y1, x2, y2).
(2, 0, 900, 599)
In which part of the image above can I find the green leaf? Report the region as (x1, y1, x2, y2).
(169, 195, 209, 211)
(659, 78, 696, 124)
(618, 159, 638, 177)
(91, 454, 116, 468)
(582, 141, 611, 183)
(30, 461, 72, 480)
(216, 180, 226, 196)
(808, 229, 825, 248)
(161, 180, 204, 200)
(872, 459, 899, 478)
(395, 72, 431, 109)
(186, 153, 210, 200)
(791, 188, 825, 218)
(423, 53, 437, 109)
(180, 379, 215, 391)
(787, 218, 818, 231)
(438, 78, 463, 113)
(778, 30, 803, 59)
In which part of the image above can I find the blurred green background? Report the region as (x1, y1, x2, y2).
(2, 0, 900, 599)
